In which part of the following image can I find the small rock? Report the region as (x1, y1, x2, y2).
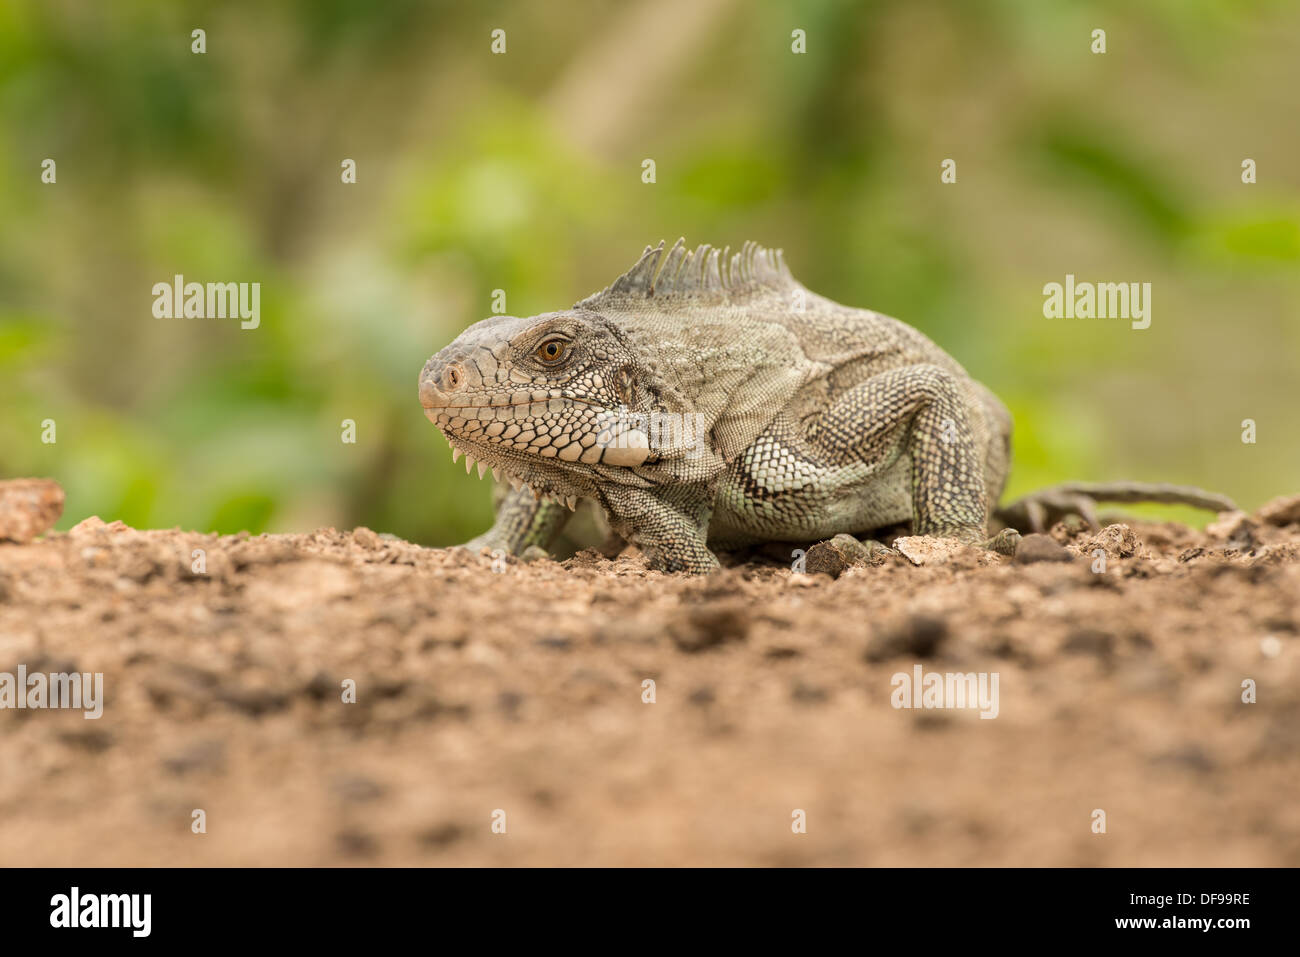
(804, 534, 872, 578)
(1014, 533, 1073, 564)
(893, 536, 970, 566)
(69, 516, 104, 536)
(0, 479, 65, 543)
(1079, 524, 1143, 560)
(69, 516, 131, 538)
(352, 527, 381, 549)
(1257, 494, 1300, 528)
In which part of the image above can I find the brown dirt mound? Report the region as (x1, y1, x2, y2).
(1, 501, 1298, 866)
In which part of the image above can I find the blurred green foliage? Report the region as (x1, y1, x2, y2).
(2, 0, 1297, 544)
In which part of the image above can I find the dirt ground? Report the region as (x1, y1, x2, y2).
(2, 496, 1299, 867)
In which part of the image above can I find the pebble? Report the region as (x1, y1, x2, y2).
(0, 479, 64, 543)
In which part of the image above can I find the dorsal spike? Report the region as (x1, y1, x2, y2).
(575, 239, 802, 309)
(609, 241, 665, 296)
(703, 247, 722, 290)
(690, 244, 711, 288)
(657, 238, 687, 293)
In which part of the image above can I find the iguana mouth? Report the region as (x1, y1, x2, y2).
(420, 394, 601, 413)
(438, 432, 586, 510)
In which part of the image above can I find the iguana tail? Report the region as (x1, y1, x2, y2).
(995, 481, 1237, 534)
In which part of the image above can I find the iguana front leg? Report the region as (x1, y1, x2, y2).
(460, 483, 572, 556)
(809, 363, 990, 542)
(602, 485, 719, 574)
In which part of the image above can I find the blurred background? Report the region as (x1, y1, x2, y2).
(2, 0, 1297, 545)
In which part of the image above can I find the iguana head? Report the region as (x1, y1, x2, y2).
(419, 239, 809, 504)
(418, 309, 656, 505)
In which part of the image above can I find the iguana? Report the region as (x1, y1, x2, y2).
(418, 239, 1234, 573)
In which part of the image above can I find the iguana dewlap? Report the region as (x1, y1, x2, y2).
(418, 238, 1015, 573)
(418, 239, 1228, 573)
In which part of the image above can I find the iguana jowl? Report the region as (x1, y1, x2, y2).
(419, 239, 1232, 573)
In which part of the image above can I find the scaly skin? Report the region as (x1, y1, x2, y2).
(419, 239, 1232, 573)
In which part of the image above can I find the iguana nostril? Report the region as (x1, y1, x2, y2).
(418, 360, 467, 409)
(418, 376, 440, 409)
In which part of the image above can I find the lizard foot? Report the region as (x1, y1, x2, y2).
(984, 527, 1021, 557)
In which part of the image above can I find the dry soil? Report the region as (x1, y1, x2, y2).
(1, 499, 1298, 866)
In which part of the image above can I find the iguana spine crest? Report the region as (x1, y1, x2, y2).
(576, 237, 797, 309)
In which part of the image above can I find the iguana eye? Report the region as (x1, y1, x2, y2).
(536, 339, 567, 363)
